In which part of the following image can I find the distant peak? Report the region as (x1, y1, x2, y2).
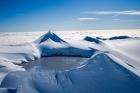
(109, 36, 130, 40)
(84, 36, 100, 43)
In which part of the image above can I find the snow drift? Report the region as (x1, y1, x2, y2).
(1, 53, 140, 93)
(0, 43, 40, 64)
(0, 58, 25, 85)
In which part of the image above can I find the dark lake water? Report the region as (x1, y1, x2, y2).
(22, 56, 88, 71)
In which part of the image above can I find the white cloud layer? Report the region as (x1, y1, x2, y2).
(112, 19, 121, 21)
(82, 10, 140, 15)
(78, 17, 97, 21)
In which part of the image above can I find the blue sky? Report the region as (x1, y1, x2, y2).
(0, 0, 140, 32)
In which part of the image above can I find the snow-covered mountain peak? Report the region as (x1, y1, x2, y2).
(34, 31, 66, 44)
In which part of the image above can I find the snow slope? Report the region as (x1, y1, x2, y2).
(1, 53, 140, 93)
(80, 36, 140, 76)
(0, 43, 40, 64)
(0, 58, 25, 84)
(0, 30, 140, 93)
(102, 37, 140, 76)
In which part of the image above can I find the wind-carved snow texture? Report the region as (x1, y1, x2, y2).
(1, 53, 140, 93)
(0, 31, 140, 93)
